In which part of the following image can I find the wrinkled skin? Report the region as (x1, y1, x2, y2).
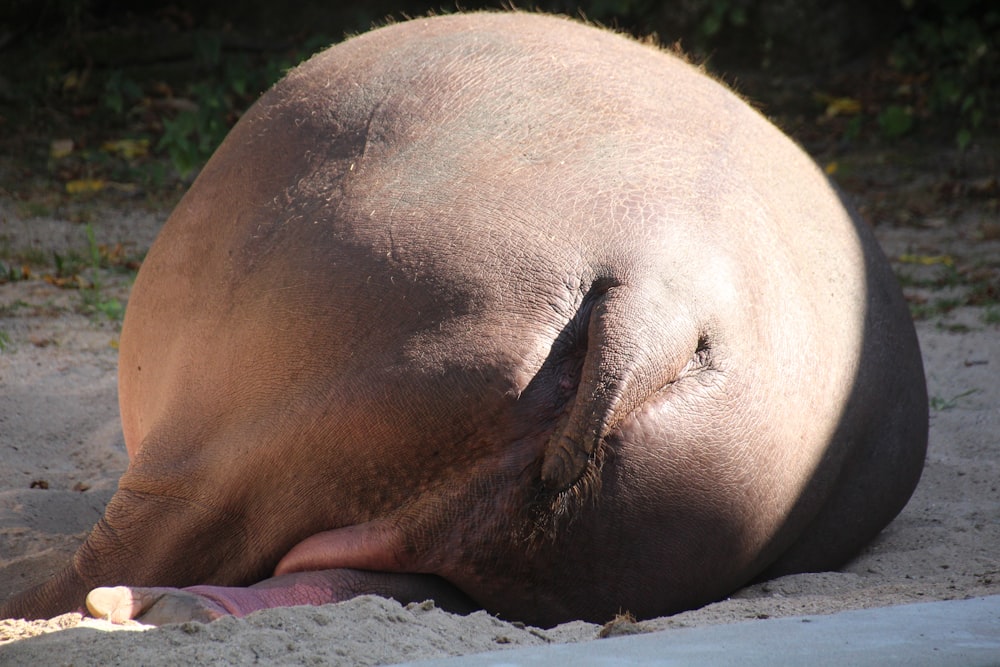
(0, 12, 927, 628)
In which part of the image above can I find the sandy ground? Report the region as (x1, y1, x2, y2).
(0, 154, 998, 663)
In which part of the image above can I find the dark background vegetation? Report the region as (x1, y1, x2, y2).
(0, 0, 996, 188)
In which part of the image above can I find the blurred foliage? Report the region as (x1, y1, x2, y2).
(0, 0, 996, 182)
(886, 0, 998, 148)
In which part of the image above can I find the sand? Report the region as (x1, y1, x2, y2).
(1, 150, 998, 663)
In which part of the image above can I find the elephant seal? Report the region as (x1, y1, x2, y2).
(1, 12, 927, 627)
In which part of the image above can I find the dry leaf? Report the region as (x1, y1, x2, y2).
(102, 139, 150, 160)
(50, 139, 74, 159)
(898, 254, 954, 266)
(65, 179, 106, 195)
(824, 97, 862, 117)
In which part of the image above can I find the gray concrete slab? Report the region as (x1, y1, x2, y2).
(398, 595, 1000, 666)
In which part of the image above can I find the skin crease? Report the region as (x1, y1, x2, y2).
(0, 12, 927, 628)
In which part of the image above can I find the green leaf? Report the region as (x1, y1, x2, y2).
(878, 105, 914, 139)
(956, 128, 972, 151)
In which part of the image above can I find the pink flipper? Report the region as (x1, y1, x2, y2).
(87, 570, 477, 625)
